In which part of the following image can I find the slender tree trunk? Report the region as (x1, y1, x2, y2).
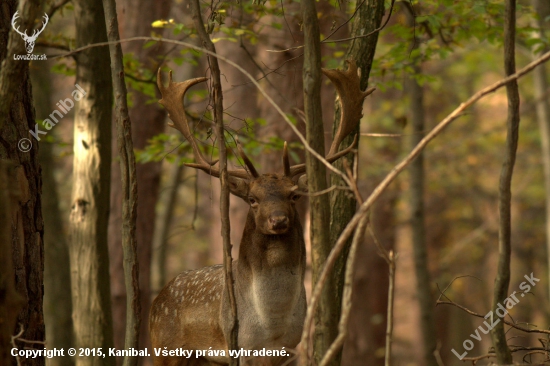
(31, 60, 74, 366)
(152, 162, 184, 292)
(69, 1, 115, 365)
(405, 67, 439, 366)
(0, 1, 45, 365)
(490, 0, 518, 363)
(329, 0, 385, 364)
(109, 0, 170, 356)
(190, 1, 239, 363)
(301, 1, 334, 364)
(401, 4, 439, 365)
(102, 0, 140, 364)
(532, 0, 550, 314)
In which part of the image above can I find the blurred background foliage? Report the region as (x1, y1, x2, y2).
(37, 0, 550, 364)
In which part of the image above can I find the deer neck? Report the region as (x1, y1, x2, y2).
(234, 209, 306, 330)
(237, 209, 305, 276)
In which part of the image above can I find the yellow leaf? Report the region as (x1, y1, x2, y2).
(151, 20, 168, 28)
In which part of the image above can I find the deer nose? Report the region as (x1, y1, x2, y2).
(269, 211, 289, 231)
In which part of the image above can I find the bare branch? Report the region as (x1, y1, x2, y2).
(267, 0, 396, 53)
(299, 48, 550, 361)
(318, 214, 369, 366)
(189, 1, 239, 363)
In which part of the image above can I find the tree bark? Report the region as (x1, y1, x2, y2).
(405, 69, 439, 366)
(31, 60, 74, 366)
(0, 0, 39, 124)
(102, 0, 140, 364)
(0, 1, 45, 365)
(329, 0, 385, 364)
(190, 1, 239, 364)
(69, 1, 115, 365)
(152, 162, 184, 292)
(531, 0, 550, 313)
(400, 4, 440, 365)
(490, 0, 518, 363)
(301, 0, 334, 364)
(108, 0, 170, 355)
(0, 160, 26, 366)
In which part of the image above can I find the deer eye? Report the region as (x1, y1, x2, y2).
(290, 193, 300, 202)
(248, 197, 257, 206)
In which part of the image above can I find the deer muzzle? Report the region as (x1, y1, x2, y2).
(268, 211, 289, 233)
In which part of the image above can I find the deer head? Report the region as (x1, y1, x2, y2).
(156, 60, 374, 211)
(11, 11, 48, 54)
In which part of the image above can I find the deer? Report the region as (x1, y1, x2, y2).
(11, 11, 49, 54)
(150, 59, 374, 366)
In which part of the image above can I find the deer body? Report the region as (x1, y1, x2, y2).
(151, 60, 373, 366)
(150, 175, 306, 365)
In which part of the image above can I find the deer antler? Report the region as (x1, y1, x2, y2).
(31, 13, 48, 39)
(157, 69, 255, 180)
(11, 11, 27, 38)
(286, 59, 375, 178)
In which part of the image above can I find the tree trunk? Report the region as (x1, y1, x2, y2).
(109, 0, 170, 356)
(490, 0, 518, 363)
(0, 1, 45, 365)
(532, 0, 550, 314)
(401, 4, 439, 365)
(301, 0, 334, 364)
(329, 0, 385, 364)
(31, 60, 74, 366)
(0, 160, 25, 366)
(405, 68, 439, 366)
(69, 1, 115, 365)
(152, 162, 184, 292)
(103, 0, 141, 364)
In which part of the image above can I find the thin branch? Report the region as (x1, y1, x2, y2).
(323, 0, 396, 45)
(101, 0, 140, 365)
(298, 48, 550, 359)
(462, 347, 549, 363)
(48, 36, 353, 188)
(46, 0, 72, 18)
(436, 300, 550, 335)
(36, 41, 71, 52)
(343, 158, 363, 204)
(190, 1, 239, 363)
(318, 214, 369, 366)
(267, 0, 396, 53)
(279, 0, 296, 43)
(124, 72, 157, 85)
(385, 250, 396, 366)
(491, 0, 519, 362)
(294, 185, 350, 197)
(322, 0, 367, 43)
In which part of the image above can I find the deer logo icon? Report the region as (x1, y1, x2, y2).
(11, 11, 49, 54)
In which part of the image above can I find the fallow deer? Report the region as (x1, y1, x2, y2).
(150, 60, 374, 366)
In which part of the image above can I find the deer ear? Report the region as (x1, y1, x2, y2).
(297, 175, 308, 193)
(228, 177, 249, 199)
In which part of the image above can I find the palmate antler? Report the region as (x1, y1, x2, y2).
(157, 59, 373, 182)
(286, 59, 375, 178)
(157, 69, 258, 180)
